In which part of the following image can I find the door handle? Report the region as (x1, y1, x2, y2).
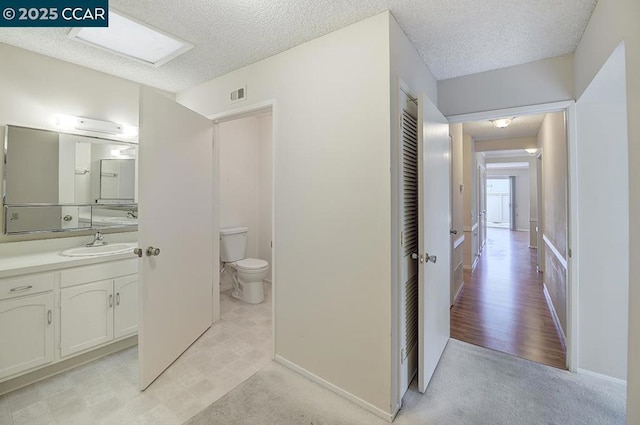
(133, 248, 143, 257)
(425, 253, 437, 264)
(450, 229, 458, 235)
(412, 253, 426, 263)
(146, 247, 161, 257)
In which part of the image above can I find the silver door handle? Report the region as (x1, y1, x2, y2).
(133, 248, 143, 258)
(425, 253, 437, 264)
(450, 229, 458, 235)
(146, 247, 160, 257)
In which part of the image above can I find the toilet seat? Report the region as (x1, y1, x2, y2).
(233, 258, 268, 271)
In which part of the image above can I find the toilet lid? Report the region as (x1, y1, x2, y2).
(234, 258, 268, 270)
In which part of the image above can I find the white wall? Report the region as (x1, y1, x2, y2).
(576, 43, 629, 381)
(178, 12, 393, 417)
(0, 43, 145, 244)
(574, 1, 640, 417)
(438, 55, 574, 117)
(485, 167, 530, 231)
(257, 114, 273, 269)
(218, 114, 272, 289)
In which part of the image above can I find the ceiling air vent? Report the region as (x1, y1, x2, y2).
(230, 86, 246, 103)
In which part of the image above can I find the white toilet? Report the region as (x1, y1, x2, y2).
(220, 227, 269, 304)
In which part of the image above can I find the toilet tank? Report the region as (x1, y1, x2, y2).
(220, 227, 248, 262)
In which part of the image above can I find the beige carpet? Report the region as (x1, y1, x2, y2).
(185, 339, 626, 425)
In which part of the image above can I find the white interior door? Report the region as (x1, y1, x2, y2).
(138, 87, 214, 389)
(417, 93, 451, 393)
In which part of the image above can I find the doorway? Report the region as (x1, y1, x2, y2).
(486, 177, 512, 229)
(449, 110, 570, 370)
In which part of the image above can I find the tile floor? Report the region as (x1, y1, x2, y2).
(0, 283, 273, 425)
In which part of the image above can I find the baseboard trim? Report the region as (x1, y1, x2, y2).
(463, 256, 479, 271)
(578, 368, 627, 386)
(275, 355, 393, 422)
(543, 284, 566, 350)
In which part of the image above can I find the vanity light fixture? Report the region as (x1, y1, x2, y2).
(525, 148, 538, 154)
(68, 10, 193, 67)
(57, 114, 125, 135)
(491, 117, 514, 128)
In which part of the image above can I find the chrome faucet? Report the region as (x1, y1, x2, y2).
(86, 231, 107, 247)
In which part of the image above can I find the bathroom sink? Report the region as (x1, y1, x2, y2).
(60, 243, 137, 257)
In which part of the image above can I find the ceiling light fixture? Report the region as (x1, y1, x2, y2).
(491, 117, 514, 128)
(525, 148, 538, 154)
(68, 10, 193, 67)
(56, 114, 138, 138)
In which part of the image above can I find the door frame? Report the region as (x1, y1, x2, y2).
(447, 100, 578, 372)
(208, 99, 278, 359)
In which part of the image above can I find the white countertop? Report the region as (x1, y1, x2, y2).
(0, 248, 139, 279)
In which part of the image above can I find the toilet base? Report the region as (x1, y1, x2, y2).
(232, 280, 264, 304)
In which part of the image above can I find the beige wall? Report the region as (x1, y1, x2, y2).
(537, 111, 568, 334)
(0, 43, 146, 244)
(178, 12, 394, 417)
(438, 55, 574, 117)
(574, 0, 640, 416)
(450, 123, 464, 304)
(462, 134, 477, 268)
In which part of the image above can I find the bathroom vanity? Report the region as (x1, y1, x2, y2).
(0, 248, 138, 386)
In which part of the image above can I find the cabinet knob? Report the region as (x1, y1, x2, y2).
(146, 247, 160, 257)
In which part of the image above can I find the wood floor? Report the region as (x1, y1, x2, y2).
(450, 228, 567, 369)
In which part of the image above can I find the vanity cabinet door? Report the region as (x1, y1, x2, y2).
(0, 293, 54, 379)
(60, 280, 114, 357)
(114, 275, 138, 339)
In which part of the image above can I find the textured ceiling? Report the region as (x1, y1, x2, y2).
(463, 113, 546, 141)
(0, 0, 597, 93)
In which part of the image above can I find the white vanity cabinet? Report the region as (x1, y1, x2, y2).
(60, 280, 114, 357)
(60, 259, 138, 358)
(0, 272, 56, 380)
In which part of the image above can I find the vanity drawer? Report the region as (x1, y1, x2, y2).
(60, 259, 138, 288)
(0, 273, 55, 300)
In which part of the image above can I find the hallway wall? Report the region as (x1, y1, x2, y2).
(450, 123, 464, 304)
(537, 112, 568, 335)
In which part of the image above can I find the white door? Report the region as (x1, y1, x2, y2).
(417, 93, 451, 393)
(60, 280, 114, 357)
(114, 275, 139, 339)
(138, 87, 214, 389)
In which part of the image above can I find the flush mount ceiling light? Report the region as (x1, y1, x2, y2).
(68, 10, 193, 67)
(491, 117, 515, 128)
(525, 148, 538, 154)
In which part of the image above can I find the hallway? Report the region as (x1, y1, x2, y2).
(450, 228, 566, 369)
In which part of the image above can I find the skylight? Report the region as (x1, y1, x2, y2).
(68, 11, 193, 67)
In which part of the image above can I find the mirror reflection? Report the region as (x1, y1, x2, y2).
(3, 125, 138, 234)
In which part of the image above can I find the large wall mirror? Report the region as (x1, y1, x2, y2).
(3, 125, 138, 234)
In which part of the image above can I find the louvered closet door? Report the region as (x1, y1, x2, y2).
(399, 109, 419, 395)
